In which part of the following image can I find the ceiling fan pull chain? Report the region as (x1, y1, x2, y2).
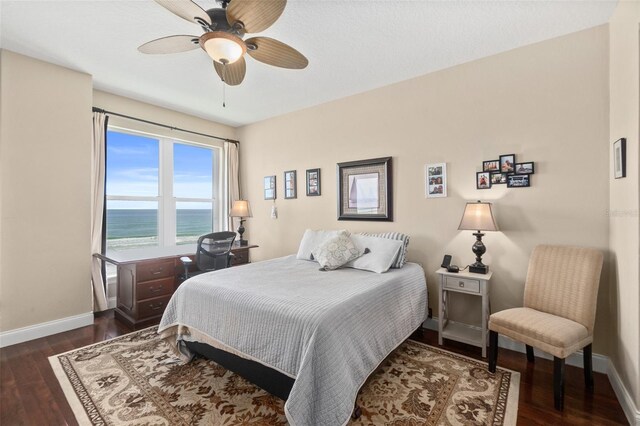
(222, 62, 227, 107)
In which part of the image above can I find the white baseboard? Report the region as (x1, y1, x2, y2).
(422, 317, 608, 372)
(0, 312, 94, 348)
(607, 359, 640, 425)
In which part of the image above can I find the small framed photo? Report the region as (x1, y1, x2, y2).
(306, 168, 321, 196)
(476, 171, 492, 189)
(515, 162, 535, 174)
(507, 174, 530, 188)
(426, 163, 447, 198)
(483, 160, 500, 172)
(284, 170, 297, 199)
(499, 154, 516, 173)
(264, 175, 276, 200)
(491, 172, 507, 185)
(614, 138, 626, 179)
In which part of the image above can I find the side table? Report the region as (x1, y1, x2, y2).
(436, 268, 492, 357)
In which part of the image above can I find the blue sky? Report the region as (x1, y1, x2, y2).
(106, 130, 214, 209)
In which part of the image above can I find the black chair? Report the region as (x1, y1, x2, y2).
(180, 232, 236, 280)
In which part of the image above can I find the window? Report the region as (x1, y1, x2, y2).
(106, 128, 222, 252)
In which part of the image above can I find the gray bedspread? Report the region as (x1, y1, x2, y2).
(158, 255, 428, 426)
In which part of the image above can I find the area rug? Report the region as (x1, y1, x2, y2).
(49, 326, 519, 425)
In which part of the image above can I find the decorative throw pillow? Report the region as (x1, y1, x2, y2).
(311, 233, 364, 271)
(344, 234, 403, 273)
(359, 232, 410, 268)
(296, 229, 350, 261)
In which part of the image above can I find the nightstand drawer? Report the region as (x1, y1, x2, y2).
(444, 276, 480, 294)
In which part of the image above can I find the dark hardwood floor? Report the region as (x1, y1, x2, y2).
(0, 311, 628, 425)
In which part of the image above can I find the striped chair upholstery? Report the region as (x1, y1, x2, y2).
(488, 245, 603, 410)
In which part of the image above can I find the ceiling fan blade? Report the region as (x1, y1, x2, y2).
(213, 56, 246, 86)
(154, 0, 211, 26)
(138, 35, 200, 54)
(245, 37, 308, 69)
(226, 0, 286, 33)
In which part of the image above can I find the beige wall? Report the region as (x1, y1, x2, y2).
(0, 50, 93, 331)
(609, 0, 640, 409)
(238, 26, 612, 354)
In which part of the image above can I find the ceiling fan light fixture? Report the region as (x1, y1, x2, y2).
(200, 31, 246, 64)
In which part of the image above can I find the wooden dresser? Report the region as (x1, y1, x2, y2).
(96, 243, 258, 328)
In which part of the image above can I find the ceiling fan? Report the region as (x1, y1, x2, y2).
(138, 0, 308, 86)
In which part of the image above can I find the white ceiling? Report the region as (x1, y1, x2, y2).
(0, 0, 617, 127)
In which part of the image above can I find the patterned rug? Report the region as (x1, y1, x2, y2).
(49, 327, 519, 425)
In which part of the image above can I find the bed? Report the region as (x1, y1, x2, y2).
(158, 254, 428, 426)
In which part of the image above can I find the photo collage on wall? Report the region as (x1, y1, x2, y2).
(477, 154, 535, 189)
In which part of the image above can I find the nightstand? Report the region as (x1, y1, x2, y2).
(436, 268, 492, 357)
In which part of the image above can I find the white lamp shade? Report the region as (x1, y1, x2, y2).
(458, 201, 498, 231)
(201, 32, 245, 64)
(230, 200, 252, 218)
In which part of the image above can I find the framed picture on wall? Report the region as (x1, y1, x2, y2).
(337, 157, 392, 221)
(491, 172, 507, 184)
(507, 174, 530, 188)
(515, 162, 535, 174)
(284, 170, 297, 199)
(483, 160, 499, 172)
(614, 138, 626, 179)
(306, 168, 321, 196)
(499, 154, 516, 173)
(264, 175, 276, 200)
(425, 163, 447, 198)
(476, 172, 492, 189)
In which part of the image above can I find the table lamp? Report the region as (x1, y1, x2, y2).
(230, 200, 252, 246)
(458, 201, 498, 274)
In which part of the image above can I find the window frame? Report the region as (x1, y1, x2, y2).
(106, 126, 224, 250)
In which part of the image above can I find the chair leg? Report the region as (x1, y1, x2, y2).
(488, 330, 498, 373)
(526, 345, 535, 362)
(583, 344, 594, 391)
(554, 357, 565, 410)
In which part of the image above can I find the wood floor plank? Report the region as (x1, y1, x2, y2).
(0, 359, 28, 425)
(0, 312, 629, 425)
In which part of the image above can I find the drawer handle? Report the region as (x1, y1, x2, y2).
(151, 268, 164, 275)
(149, 302, 164, 311)
(459, 281, 465, 287)
(149, 285, 163, 293)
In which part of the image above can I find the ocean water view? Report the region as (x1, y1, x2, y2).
(107, 209, 213, 250)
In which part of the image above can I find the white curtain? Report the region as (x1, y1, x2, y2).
(91, 112, 108, 312)
(226, 141, 240, 232)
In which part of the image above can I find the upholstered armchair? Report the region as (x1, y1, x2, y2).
(488, 245, 603, 410)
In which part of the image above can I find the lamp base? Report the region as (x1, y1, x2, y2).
(239, 239, 248, 246)
(469, 263, 489, 274)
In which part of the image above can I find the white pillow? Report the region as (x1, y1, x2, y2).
(296, 229, 349, 261)
(359, 232, 410, 268)
(311, 233, 364, 270)
(345, 234, 403, 273)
